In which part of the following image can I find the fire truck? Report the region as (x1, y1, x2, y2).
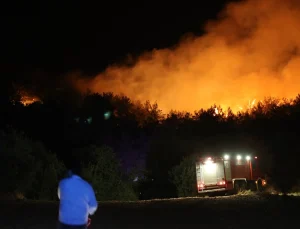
(195, 154, 266, 194)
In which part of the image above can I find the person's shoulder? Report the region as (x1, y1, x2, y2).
(59, 177, 71, 186)
(80, 178, 92, 187)
(79, 178, 94, 191)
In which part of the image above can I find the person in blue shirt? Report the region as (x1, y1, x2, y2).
(57, 166, 98, 229)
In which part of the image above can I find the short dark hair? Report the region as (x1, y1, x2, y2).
(69, 160, 82, 177)
(70, 166, 82, 176)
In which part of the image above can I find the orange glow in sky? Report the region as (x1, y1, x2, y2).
(73, 0, 300, 113)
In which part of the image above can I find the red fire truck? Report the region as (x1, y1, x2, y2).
(195, 154, 266, 194)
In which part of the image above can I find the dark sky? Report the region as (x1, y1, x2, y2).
(2, 0, 237, 83)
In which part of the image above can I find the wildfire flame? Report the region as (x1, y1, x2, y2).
(71, 0, 300, 114)
(20, 95, 40, 106)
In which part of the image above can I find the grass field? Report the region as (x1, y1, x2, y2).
(0, 194, 299, 229)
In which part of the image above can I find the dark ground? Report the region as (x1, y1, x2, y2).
(0, 194, 299, 229)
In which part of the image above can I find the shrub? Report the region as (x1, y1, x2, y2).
(169, 155, 197, 197)
(0, 129, 66, 200)
(79, 145, 137, 201)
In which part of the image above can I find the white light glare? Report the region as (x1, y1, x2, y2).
(204, 162, 216, 173)
(205, 157, 213, 164)
(246, 156, 251, 160)
(224, 155, 229, 160)
(237, 155, 241, 160)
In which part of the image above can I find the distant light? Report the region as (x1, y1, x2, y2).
(207, 157, 212, 160)
(133, 176, 139, 182)
(224, 155, 229, 160)
(254, 156, 258, 159)
(104, 111, 111, 120)
(246, 156, 251, 160)
(237, 155, 241, 160)
(87, 117, 92, 124)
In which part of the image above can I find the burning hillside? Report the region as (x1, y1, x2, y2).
(20, 95, 40, 106)
(72, 0, 300, 113)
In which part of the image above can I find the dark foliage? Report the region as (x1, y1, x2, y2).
(1, 88, 300, 199)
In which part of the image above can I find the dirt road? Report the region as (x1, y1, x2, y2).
(0, 194, 298, 229)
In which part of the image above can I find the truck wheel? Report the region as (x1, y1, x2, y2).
(257, 179, 263, 192)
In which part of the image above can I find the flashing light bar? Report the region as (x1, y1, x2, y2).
(204, 155, 255, 161)
(224, 155, 229, 160)
(222, 155, 253, 160)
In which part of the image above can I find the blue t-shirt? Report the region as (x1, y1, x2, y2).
(58, 175, 98, 225)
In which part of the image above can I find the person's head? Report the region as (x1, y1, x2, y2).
(70, 166, 82, 177)
(69, 161, 83, 177)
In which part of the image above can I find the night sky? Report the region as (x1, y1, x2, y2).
(2, 0, 236, 83)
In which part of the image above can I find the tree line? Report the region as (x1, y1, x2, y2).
(1, 86, 300, 200)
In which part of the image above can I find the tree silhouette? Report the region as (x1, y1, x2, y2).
(2, 87, 300, 199)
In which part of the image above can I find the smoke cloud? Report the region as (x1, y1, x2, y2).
(74, 0, 300, 113)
